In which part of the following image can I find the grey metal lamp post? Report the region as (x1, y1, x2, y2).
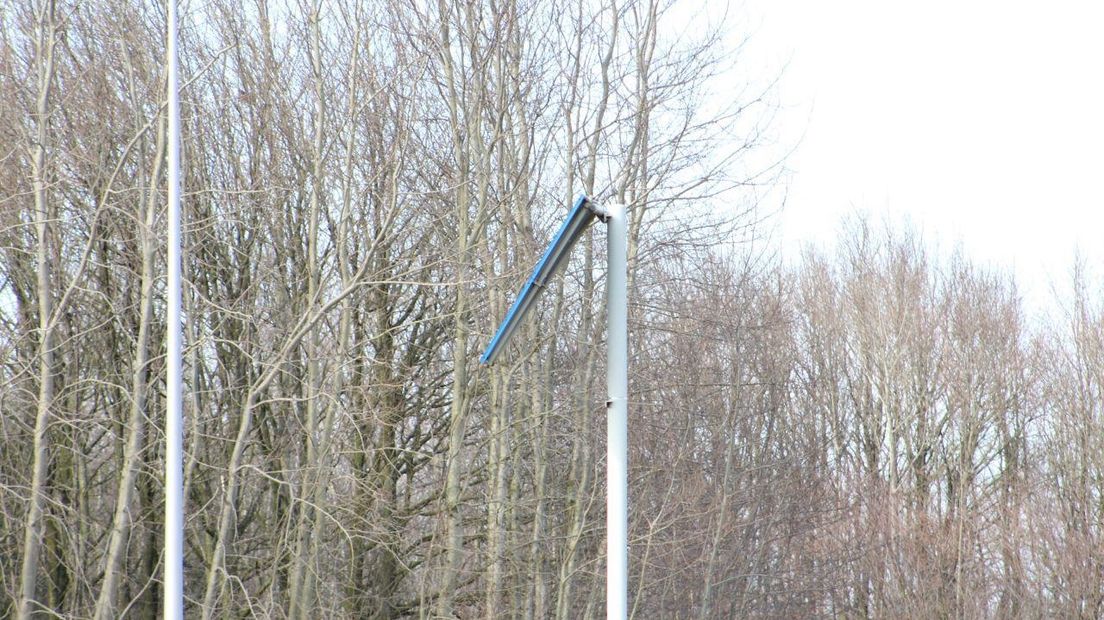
(481, 195, 628, 620)
(165, 2, 184, 618)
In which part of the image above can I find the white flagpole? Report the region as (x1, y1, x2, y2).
(165, 0, 184, 618)
(606, 203, 628, 620)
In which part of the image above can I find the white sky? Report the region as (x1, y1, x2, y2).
(735, 0, 1104, 308)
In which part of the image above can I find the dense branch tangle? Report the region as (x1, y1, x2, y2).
(4, 1, 1100, 619)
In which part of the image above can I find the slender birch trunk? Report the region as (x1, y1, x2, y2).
(17, 2, 58, 616)
(92, 109, 167, 620)
(556, 4, 618, 616)
(436, 0, 478, 613)
(288, 4, 326, 615)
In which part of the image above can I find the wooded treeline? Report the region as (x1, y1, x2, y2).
(1, 0, 1102, 618)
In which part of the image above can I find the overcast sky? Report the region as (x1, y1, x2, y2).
(734, 0, 1104, 310)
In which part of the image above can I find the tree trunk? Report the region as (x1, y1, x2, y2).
(17, 2, 58, 616)
(92, 107, 166, 620)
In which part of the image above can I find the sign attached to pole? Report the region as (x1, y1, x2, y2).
(481, 195, 607, 365)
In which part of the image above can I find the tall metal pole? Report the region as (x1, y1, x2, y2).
(606, 203, 628, 620)
(165, 0, 184, 618)
(479, 196, 629, 616)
